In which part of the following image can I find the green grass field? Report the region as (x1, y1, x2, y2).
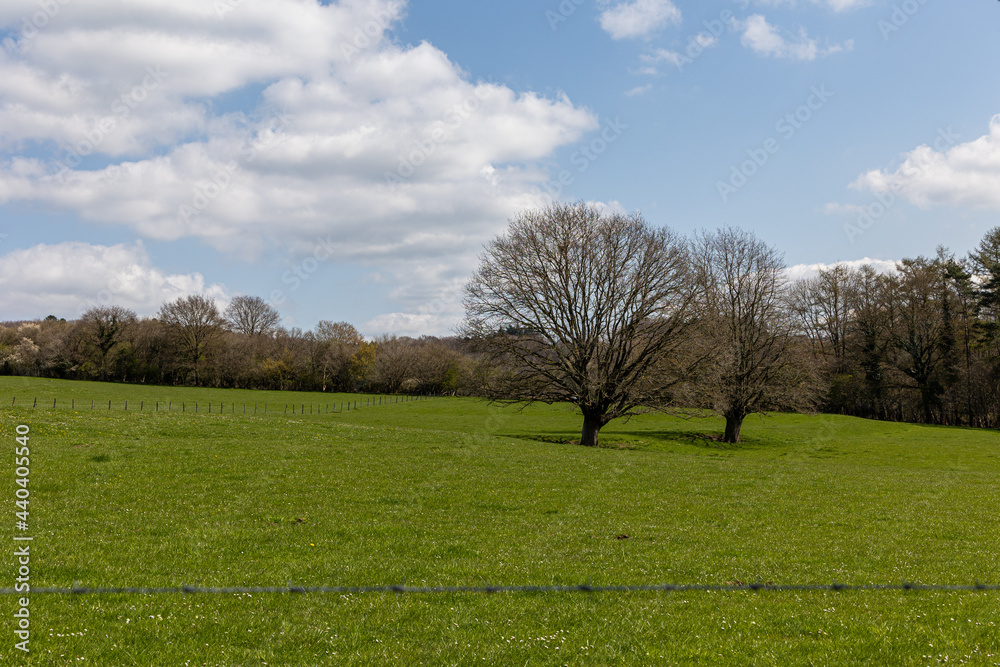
(1, 376, 999, 665)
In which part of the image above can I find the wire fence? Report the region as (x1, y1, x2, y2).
(2, 582, 998, 596)
(6, 393, 435, 416)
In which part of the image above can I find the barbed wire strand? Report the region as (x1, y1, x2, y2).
(1, 582, 997, 596)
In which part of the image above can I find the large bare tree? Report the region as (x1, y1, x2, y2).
(463, 203, 696, 448)
(690, 227, 810, 443)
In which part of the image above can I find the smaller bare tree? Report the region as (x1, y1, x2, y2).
(689, 227, 813, 443)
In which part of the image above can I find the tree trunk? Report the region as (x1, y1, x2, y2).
(723, 413, 744, 444)
(580, 414, 604, 448)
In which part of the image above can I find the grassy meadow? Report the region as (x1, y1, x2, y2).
(1, 376, 999, 665)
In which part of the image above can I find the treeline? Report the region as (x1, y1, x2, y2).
(790, 240, 1000, 427)
(0, 296, 481, 395)
(2, 226, 999, 428)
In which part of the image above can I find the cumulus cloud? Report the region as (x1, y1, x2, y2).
(598, 0, 682, 40)
(850, 118, 1000, 210)
(735, 14, 849, 61)
(0, 0, 601, 334)
(737, 15, 816, 60)
(0, 241, 229, 319)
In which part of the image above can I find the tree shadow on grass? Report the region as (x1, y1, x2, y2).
(507, 432, 639, 450)
(510, 429, 768, 453)
(637, 431, 762, 451)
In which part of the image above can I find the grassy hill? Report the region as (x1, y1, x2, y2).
(1, 376, 998, 665)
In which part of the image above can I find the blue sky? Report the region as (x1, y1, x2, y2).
(0, 0, 998, 335)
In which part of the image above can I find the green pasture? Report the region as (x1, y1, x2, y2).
(0, 377, 998, 665)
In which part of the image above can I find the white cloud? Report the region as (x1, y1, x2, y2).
(785, 258, 897, 282)
(598, 0, 682, 40)
(737, 15, 818, 60)
(0, 0, 398, 156)
(0, 0, 600, 334)
(624, 84, 652, 97)
(851, 117, 1000, 210)
(0, 241, 229, 319)
(640, 48, 685, 66)
(0, 1, 597, 252)
(638, 32, 718, 75)
(735, 14, 849, 61)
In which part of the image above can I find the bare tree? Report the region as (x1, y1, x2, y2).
(843, 265, 892, 418)
(970, 226, 1000, 347)
(78, 306, 137, 380)
(463, 203, 696, 448)
(224, 295, 281, 337)
(159, 295, 225, 385)
(789, 265, 854, 369)
(882, 257, 956, 423)
(690, 227, 808, 443)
